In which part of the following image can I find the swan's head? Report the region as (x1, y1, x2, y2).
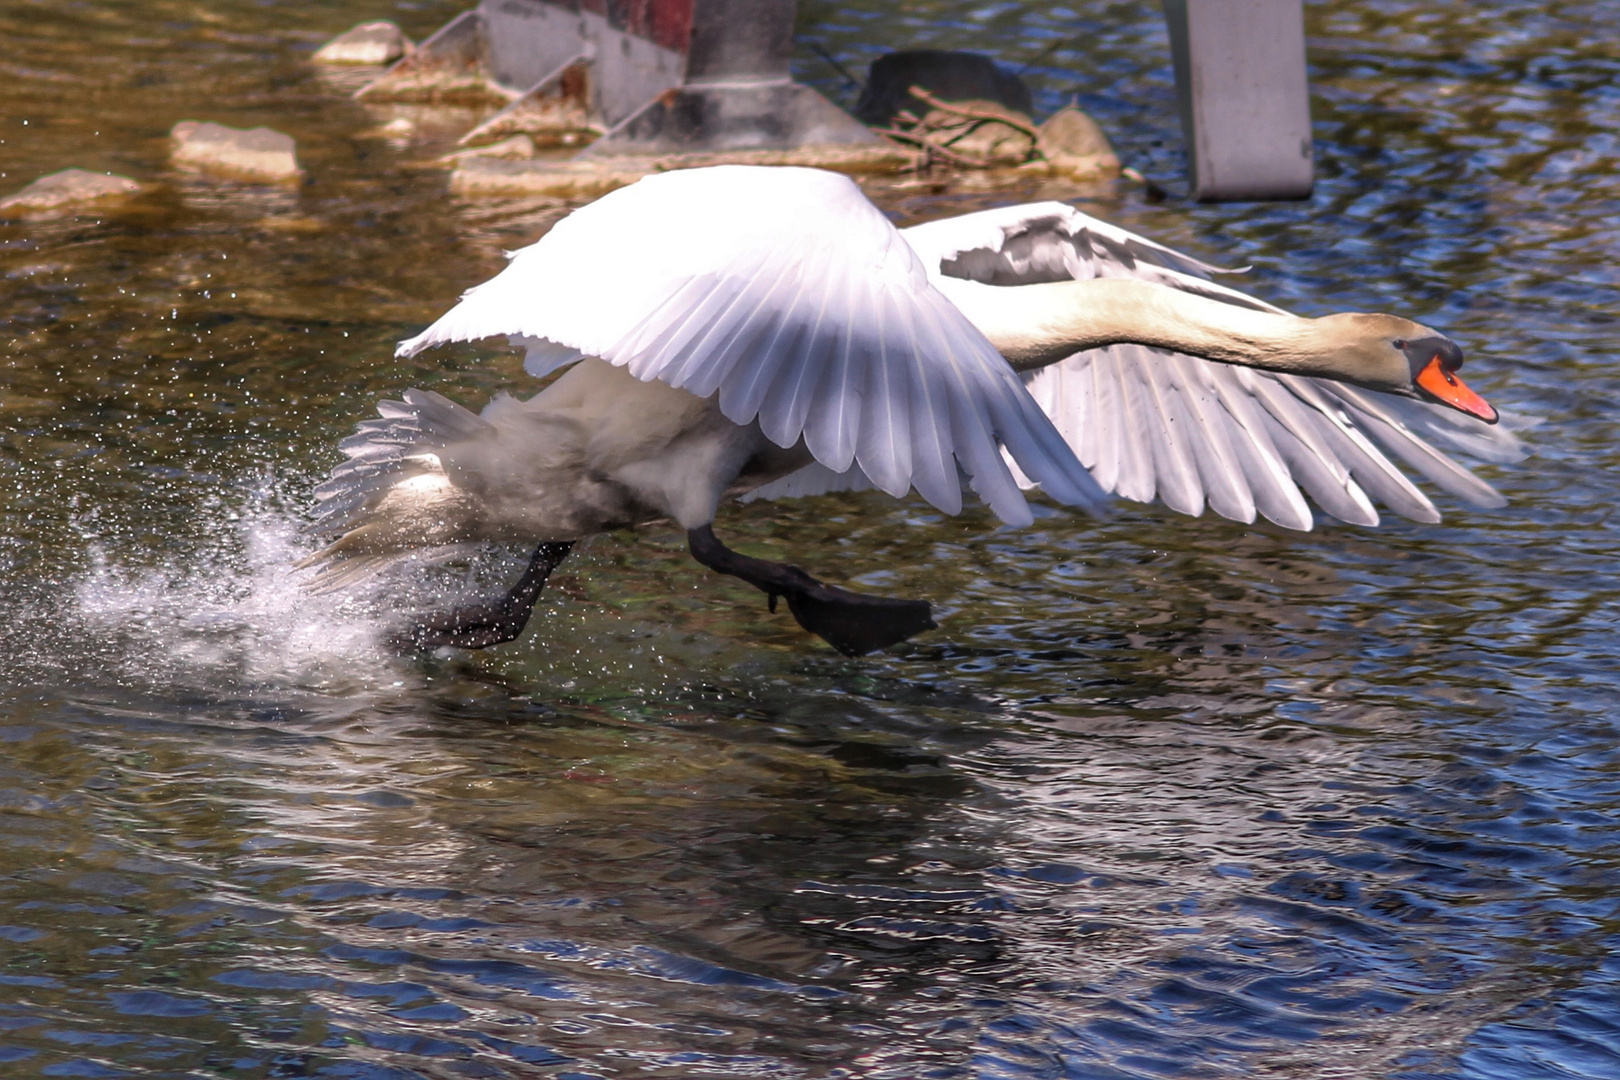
(1321, 314, 1499, 424)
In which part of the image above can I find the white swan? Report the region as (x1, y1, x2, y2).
(303, 165, 1514, 655)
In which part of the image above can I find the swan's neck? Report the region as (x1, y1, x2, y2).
(943, 277, 1360, 379)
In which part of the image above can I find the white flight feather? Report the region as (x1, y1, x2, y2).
(398, 166, 1108, 526)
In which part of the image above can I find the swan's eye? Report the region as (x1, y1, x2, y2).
(1397, 335, 1464, 380)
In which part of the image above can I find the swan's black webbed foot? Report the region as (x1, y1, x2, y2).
(687, 525, 935, 656)
(389, 542, 574, 651)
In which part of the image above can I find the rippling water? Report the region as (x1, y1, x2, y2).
(1, 1, 1617, 1077)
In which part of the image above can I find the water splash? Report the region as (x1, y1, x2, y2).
(55, 482, 424, 702)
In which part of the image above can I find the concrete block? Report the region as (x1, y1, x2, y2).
(171, 121, 302, 184)
(1164, 0, 1314, 201)
(0, 169, 142, 216)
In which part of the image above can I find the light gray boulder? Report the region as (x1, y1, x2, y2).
(171, 121, 302, 184)
(0, 168, 142, 216)
(313, 21, 413, 65)
(1037, 107, 1120, 179)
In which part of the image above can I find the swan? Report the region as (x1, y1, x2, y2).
(302, 165, 1512, 656)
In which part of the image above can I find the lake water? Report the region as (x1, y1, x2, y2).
(1, 1, 1617, 1077)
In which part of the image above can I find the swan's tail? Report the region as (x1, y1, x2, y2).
(298, 389, 491, 592)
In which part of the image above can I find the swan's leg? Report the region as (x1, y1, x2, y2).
(390, 542, 575, 650)
(687, 525, 935, 656)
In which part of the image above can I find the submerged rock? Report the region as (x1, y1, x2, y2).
(0, 168, 142, 216)
(451, 144, 917, 200)
(1038, 106, 1120, 179)
(170, 121, 302, 184)
(313, 21, 413, 66)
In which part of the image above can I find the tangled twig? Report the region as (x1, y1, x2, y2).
(905, 85, 1043, 142)
(872, 86, 1042, 171)
(870, 126, 995, 169)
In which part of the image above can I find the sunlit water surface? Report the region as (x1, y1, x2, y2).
(1, 1, 1617, 1077)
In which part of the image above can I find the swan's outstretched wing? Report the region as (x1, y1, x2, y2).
(397, 166, 1105, 527)
(901, 202, 1524, 530)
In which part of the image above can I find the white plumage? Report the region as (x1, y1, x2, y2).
(400, 166, 1106, 528)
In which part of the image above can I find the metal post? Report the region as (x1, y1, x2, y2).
(359, 0, 878, 157)
(1163, 0, 1314, 201)
(586, 0, 878, 155)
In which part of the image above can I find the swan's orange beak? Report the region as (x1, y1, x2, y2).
(1416, 355, 1498, 424)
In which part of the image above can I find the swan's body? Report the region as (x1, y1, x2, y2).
(306, 166, 1515, 653)
(317, 358, 808, 564)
